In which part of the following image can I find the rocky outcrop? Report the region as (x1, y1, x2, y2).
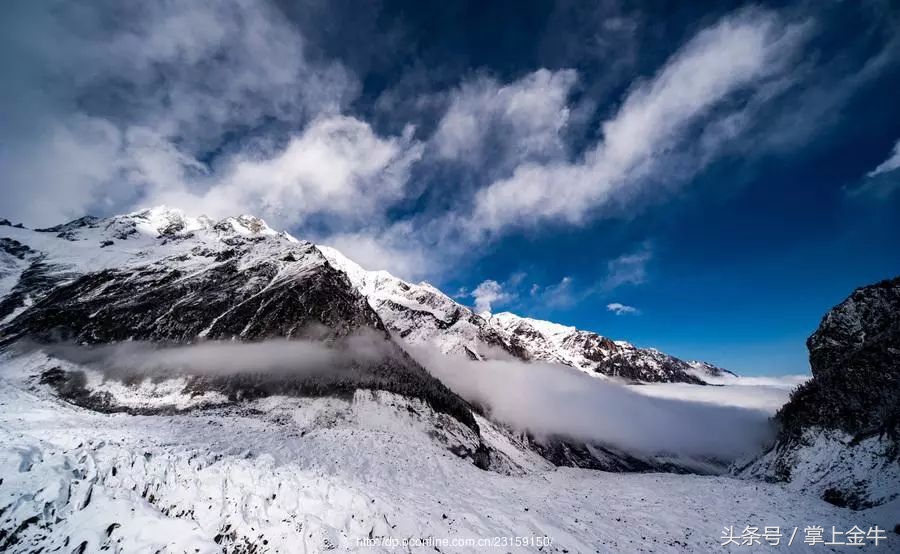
(739, 277, 900, 509)
(781, 277, 900, 440)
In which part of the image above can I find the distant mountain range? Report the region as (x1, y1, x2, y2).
(322, 243, 736, 385)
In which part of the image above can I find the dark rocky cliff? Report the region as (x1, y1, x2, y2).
(739, 277, 900, 510)
(778, 277, 900, 442)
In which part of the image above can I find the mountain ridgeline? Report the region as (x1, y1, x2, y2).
(1, 207, 733, 385)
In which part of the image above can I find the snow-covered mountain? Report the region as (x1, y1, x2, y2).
(0, 206, 752, 475)
(0, 207, 487, 438)
(0, 207, 727, 462)
(320, 244, 734, 384)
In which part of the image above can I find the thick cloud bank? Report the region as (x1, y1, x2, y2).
(414, 348, 776, 461)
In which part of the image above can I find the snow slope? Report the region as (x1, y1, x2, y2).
(1, 352, 890, 553)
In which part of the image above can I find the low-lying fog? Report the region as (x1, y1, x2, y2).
(413, 347, 786, 461)
(16, 336, 799, 463)
(628, 376, 808, 415)
(34, 333, 394, 379)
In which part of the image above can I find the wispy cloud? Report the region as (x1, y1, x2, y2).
(602, 246, 652, 291)
(867, 139, 900, 178)
(3, 1, 896, 285)
(465, 9, 809, 238)
(531, 276, 578, 309)
(318, 224, 434, 281)
(845, 138, 900, 199)
(1, 0, 360, 227)
(607, 302, 639, 315)
(431, 69, 577, 176)
(465, 245, 652, 316)
(150, 116, 424, 228)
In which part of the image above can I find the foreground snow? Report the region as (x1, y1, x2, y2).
(0, 358, 892, 552)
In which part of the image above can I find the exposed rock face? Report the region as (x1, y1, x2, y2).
(4, 245, 382, 345)
(488, 313, 709, 384)
(784, 277, 900, 439)
(740, 277, 900, 509)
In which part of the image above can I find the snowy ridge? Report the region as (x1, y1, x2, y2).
(318, 245, 512, 361)
(318, 244, 731, 383)
(2, 206, 302, 286)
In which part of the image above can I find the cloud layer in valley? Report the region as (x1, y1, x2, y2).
(415, 348, 777, 461)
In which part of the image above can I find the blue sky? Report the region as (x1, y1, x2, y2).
(2, 0, 899, 375)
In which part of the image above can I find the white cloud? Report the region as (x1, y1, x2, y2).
(146, 116, 423, 228)
(628, 377, 806, 415)
(0, 115, 126, 226)
(318, 224, 434, 282)
(467, 9, 808, 237)
(866, 139, 900, 178)
(1, 0, 358, 226)
(846, 138, 900, 198)
(432, 69, 577, 174)
(606, 302, 639, 315)
(535, 276, 577, 308)
(471, 280, 513, 313)
(86, 0, 354, 150)
(514, 249, 649, 312)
